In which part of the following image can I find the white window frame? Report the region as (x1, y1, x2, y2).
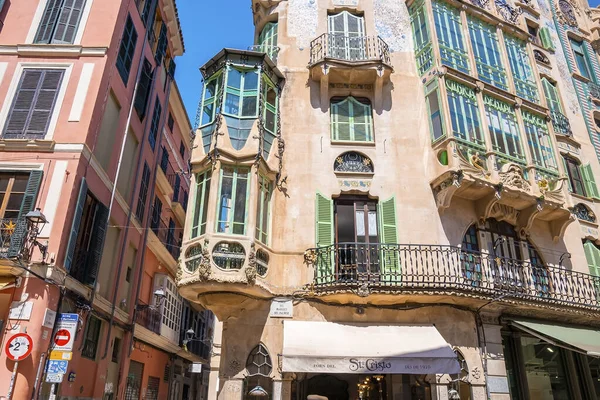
(0, 62, 73, 141)
(25, 0, 95, 45)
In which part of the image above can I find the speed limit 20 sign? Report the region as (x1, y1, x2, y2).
(5, 333, 33, 361)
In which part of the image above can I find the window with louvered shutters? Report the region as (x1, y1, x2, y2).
(3, 69, 64, 139)
(125, 361, 144, 400)
(117, 15, 138, 85)
(135, 163, 151, 222)
(146, 376, 160, 400)
(34, 0, 87, 44)
(134, 59, 154, 118)
(148, 97, 162, 151)
(155, 23, 168, 65)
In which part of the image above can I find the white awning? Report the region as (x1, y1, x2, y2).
(282, 321, 460, 375)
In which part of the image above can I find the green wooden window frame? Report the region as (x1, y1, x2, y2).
(191, 170, 211, 238)
(582, 164, 600, 199)
(262, 77, 278, 158)
(223, 67, 260, 118)
(34, 0, 88, 45)
(446, 80, 484, 147)
(410, 0, 433, 75)
(522, 111, 557, 173)
(562, 155, 586, 196)
(378, 196, 400, 282)
(539, 27, 554, 51)
(330, 97, 373, 142)
(504, 35, 538, 103)
(256, 175, 272, 244)
(258, 22, 278, 61)
(315, 192, 334, 284)
(200, 72, 223, 127)
(425, 80, 445, 142)
(484, 95, 525, 162)
(570, 38, 594, 82)
(432, 1, 470, 74)
(216, 167, 250, 235)
(583, 240, 600, 277)
(541, 78, 563, 113)
(468, 18, 507, 90)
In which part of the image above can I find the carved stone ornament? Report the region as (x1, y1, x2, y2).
(498, 163, 531, 191)
(534, 49, 550, 65)
(184, 239, 212, 280)
(538, 178, 565, 204)
(304, 249, 318, 265)
(558, 0, 578, 27)
(456, 148, 491, 180)
(228, 359, 242, 376)
(246, 242, 258, 284)
(433, 171, 464, 211)
(489, 203, 520, 226)
(495, 0, 523, 24)
(571, 203, 596, 223)
(334, 152, 374, 174)
(356, 283, 370, 297)
(471, 366, 482, 380)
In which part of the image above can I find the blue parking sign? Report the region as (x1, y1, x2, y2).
(46, 360, 68, 375)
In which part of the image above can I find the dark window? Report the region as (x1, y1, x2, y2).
(155, 23, 168, 65)
(167, 218, 175, 253)
(168, 113, 174, 131)
(146, 376, 160, 400)
(138, 0, 157, 27)
(179, 141, 185, 158)
(173, 174, 181, 202)
(563, 156, 586, 196)
(116, 15, 138, 85)
(3, 69, 64, 139)
(135, 163, 151, 222)
(570, 38, 593, 81)
(35, 0, 87, 44)
(148, 97, 162, 151)
(526, 22, 539, 45)
(65, 178, 109, 286)
(111, 337, 121, 363)
(82, 316, 102, 360)
(126, 266, 132, 282)
(150, 196, 162, 233)
(134, 59, 153, 119)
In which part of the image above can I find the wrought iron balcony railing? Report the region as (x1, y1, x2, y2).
(309, 34, 391, 66)
(0, 217, 28, 260)
(150, 211, 182, 261)
(550, 110, 572, 136)
(306, 243, 600, 309)
(248, 45, 280, 63)
(135, 302, 161, 335)
(589, 82, 600, 101)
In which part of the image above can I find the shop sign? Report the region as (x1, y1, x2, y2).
(49, 350, 72, 360)
(8, 301, 33, 320)
(46, 360, 68, 375)
(45, 373, 64, 383)
(269, 298, 293, 318)
(52, 314, 78, 352)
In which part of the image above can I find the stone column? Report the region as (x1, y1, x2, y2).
(218, 378, 244, 400)
(483, 323, 511, 400)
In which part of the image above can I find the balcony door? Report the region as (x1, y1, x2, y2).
(334, 197, 379, 279)
(328, 11, 365, 61)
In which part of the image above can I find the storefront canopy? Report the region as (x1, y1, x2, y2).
(510, 319, 600, 357)
(281, 321, 461, 375)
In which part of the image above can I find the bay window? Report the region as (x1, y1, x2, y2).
(255, 175, 272, 244)
(330, 97, 373, 142)
(217, 167, 250, 235)
(224, 68, 259, 118)
(522, 112, 557, 173)
(425, 81, 444, 142)
(262, 81, 278, 157)
(410, 0, 433, 75)
(432, 0, 470, 74)
(446, 80, 483, 146)
(504, 36, 538, 103)
(468, 18, 507, 90)
(257, 22, 278, 61)
(191, 171, 211, 238)
(483, 96, 525, 162)
(200, 73, 223, 127)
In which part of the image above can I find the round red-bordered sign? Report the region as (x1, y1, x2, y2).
(53, 329, 71, 347)
(5, 333, 33, 361)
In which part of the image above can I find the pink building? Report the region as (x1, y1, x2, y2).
(0, 1, 212, 399)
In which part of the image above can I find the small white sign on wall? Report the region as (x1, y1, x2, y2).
(270, 298, 293, 318)
(43, 308, 57, 329)
(333, 0, 359, 5)
(9, 301, 33, 320)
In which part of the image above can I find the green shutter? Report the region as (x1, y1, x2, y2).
(65, 177, 87, 271)
(7, 171, 43, 258)
(315, 193, 334, 284)
(561, 156, 573, 192)
(378, 197, 400, 283)
(584, 241, 600, 277)
(539, 27, 554, 51)
(582, 164, 600, 199)
(84, 203, 109, 286)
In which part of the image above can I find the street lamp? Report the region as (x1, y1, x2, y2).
(182, 328, 212, 352)
(24, 208, 48, 262)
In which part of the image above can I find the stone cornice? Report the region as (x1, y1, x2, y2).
(0, 45, 108, 57)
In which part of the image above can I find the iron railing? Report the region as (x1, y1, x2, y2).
(135, 302, 161, 335)
(550, 111, 572, 136)
(589, 81, 600, 100)
(309, 34, 391, 66)
(307, 243, 600, 309)
(0, 217, 27, 260)
(159, 146, 177, 188)
(172, 178, 188, 211)
(248, 45, 280, 63)
(150, 213, 182, 261)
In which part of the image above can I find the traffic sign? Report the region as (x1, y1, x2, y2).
(46, 360, 68, 375)
(5, 333, 33, 361)
(49, 350, 72, 360)
(45, 373, 63, 383)
(53, 329, 70, 347)
(52, 314, 78, 352)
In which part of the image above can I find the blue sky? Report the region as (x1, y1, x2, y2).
(175, 0, 255, 124)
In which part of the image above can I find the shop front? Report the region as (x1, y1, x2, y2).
(502, 319, 600, 400)
(281, 321, 462, 400)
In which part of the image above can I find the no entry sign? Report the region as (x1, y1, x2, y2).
(5, 333, 33, 361)
(53, 329, 71, 347)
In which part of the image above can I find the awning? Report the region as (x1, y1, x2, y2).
(510, 319, 600, 357)
(281, 321, 460, 374)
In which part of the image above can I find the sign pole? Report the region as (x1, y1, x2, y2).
(6, 360, 19, 400)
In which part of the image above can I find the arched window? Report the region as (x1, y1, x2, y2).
(460, 219, 549, 295)
(330, 97, 373, 142)
(449, 351, 471, 400)
(244, 344, 273, 400)
(327, 11, 365, 60)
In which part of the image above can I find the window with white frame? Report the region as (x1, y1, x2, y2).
(153, 273, 183, 343)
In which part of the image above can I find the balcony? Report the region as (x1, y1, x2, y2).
(135, 302, 161, 335)
(171, 177, 188, 225)
(156, 146, 176, 198)
(150, 216, 182, 261)
(550, 111, 572, 136)
(308, 34, 393, 90)
(589, 82, 600, 105)
(0, 217, 27, 260)
(247, 45, 280, 64)
(305, 243, 600, 311)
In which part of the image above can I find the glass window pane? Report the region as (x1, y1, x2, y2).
(520, 337, 570, 399)
(233, 171, 248, 227)
(241, 96, 257, 117)
(218, 172, 233, 233)
(244, 71, 259, 91)
(224, 93, 240, 115)
(227, 69, 242, 89)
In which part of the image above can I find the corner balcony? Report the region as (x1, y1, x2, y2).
(304, 243, 600, 312)
(308, 34, 393, 86)
(549, 110, 572, 137)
